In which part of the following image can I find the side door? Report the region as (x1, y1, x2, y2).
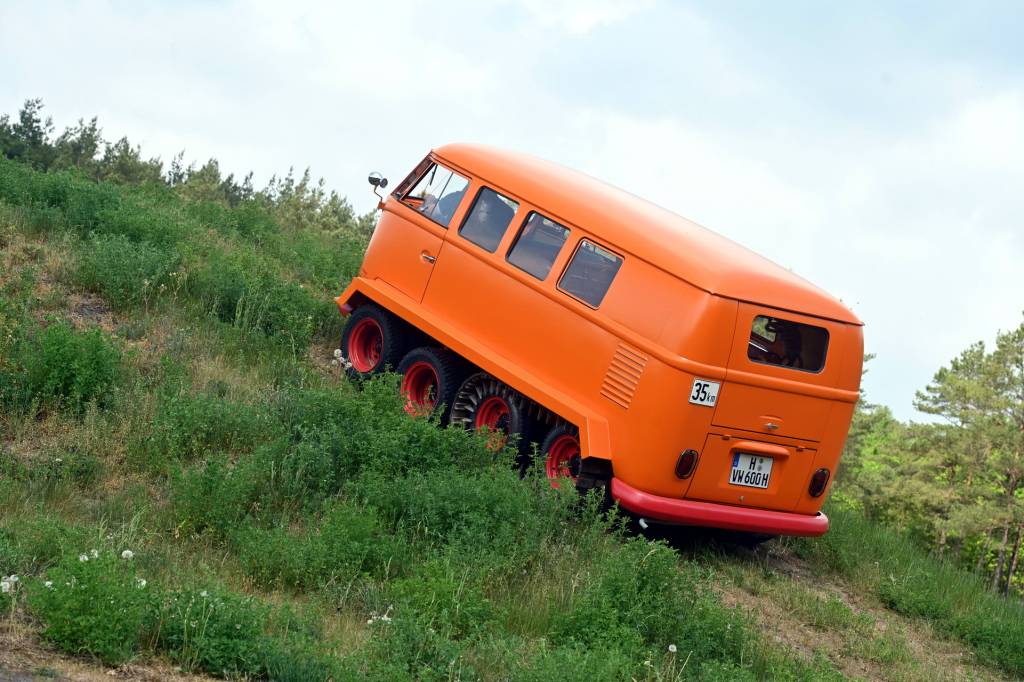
(361, 157, 470, 302)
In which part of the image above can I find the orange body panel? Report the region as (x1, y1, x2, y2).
(338, 144, 864, 534)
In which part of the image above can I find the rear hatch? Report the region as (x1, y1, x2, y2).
(686, 303, 844, 512)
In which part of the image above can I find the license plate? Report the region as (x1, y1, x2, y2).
(688, 378, 720, 407)
(729, 453, 773, 489)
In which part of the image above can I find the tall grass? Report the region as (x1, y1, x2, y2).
(792, 504, 1024, 675)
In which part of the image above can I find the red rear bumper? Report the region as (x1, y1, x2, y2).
(610, 478, 829, 537)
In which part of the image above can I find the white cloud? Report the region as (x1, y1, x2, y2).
(513, 0, 655, 34)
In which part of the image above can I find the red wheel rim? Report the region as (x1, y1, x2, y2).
(401, 361, 439, 416)
(347, 318, 383, 373)
(474, 396, 511, 449)
(546, 434, 581, 488)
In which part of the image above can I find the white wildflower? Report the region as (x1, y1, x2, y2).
(333, 348, 342, 359)
(90, 549, 99, 558)
(120, 550, 134, 560)
(330, 359, 339, 367)
(44, 581, 54, 589)
(200, 590, 209, 598)
(78, 554, 89, 562)
(668, 644, 677, 653)
(1, 580, 10, 594)
(6, 575, 17, 583)
(136, 578, 147, 589)
(55, 457, 63, 463)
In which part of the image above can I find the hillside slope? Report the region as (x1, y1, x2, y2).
(0, 156, 1020, 681)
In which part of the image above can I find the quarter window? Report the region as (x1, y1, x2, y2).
(400, 162, 469, 228)
(459, 187, 519, 253)
(747, 315, 829, 372)
(507, 212, 570, 280)
(558, 239, 623, 307)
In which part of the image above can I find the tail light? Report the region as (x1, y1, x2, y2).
(675, 449, 699, 479)
(808, 468, 831, 497)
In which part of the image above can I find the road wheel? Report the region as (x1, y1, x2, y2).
(451, 373, 532, 453)
(541, 424, 582, 488)
(397, 347, 462, 424)
(339, 304, 407, 378)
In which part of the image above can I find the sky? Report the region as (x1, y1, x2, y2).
(1, 0, 1022, 420)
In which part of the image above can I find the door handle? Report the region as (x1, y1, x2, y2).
(420, 252, 437, 264)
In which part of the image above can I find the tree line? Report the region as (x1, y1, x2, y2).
(839, 320, 1024, 596)
(0, 98, 374, 238)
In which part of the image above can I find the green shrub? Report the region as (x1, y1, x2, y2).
(0, 516, 89, 577)
(75, 233, 179, 310)
(554, 538, 747, 664)
(235, 501, 397, 590)
(156, 587, 268, 676)
(170, 453, 265, 537)
(10, 322, 121, 414)
(388, 557, 495, 641)
(28, 550, 154, 665)
(353, 466, 575, 573)
(22, 450, 104, 490)
(508, 645, 637, 682)
(140, 390, 280, 468)
(362, 612, 474, 682)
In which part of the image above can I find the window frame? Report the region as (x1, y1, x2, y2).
(505, 210, 572, 281)
(396, 159, 469, 229)
(457, 185, 521, 254)
(556, 238, 624, 309)
(393, 155, 433, 199)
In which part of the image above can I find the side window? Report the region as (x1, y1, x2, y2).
(458, 187, 519, 253)
(747, 315, 829, 373)
(400, 161, 469, 228)
(506, 212, 570, 280)
(558, 239, 623, 307)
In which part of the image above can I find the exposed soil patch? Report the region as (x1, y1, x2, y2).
(717, 545, 1009, 682)
(65, 294, 116, 336)
(0, 618, 213, 682)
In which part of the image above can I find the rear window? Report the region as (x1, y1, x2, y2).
(747, 315, 828, 373)
(558, 239, 623, 307)
(506, 212, 570, 280)
(459, 187, 519, 253)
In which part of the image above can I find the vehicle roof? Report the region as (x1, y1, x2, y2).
(432, 143, 862, 326)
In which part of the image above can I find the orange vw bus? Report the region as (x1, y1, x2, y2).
(336, 144, 863, 537)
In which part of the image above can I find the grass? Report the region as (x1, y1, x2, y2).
(787, 504, 1024, 676)
(0, 152, 1016, 681)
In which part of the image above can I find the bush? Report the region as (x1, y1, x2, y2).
(27, 550, 154, 665)
(155, 587, 268, 676)
(18, 449, 104, 490)
(75, 233, 179, 310)
(353, 466, 575, 573)
(362, 613, 474, 682)
(554, 538, 747, 663)
(9, 321, 121, 414)
(235, 501, 397, 590)
(0, 516, 89, 577)
(140, 390, 280, 468)
(170, 453, 265, 537)
(388, 557, 495, 641)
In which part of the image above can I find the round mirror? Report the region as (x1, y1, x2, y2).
(368, 171, 387, 188)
